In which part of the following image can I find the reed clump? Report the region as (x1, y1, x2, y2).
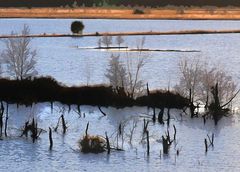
(79, 135, 106, 153)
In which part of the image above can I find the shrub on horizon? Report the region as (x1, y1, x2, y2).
(71, 21, 85, 34)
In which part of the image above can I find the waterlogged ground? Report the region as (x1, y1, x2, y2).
(0, 104, 240, 172)
(0, 19, 240, 89)
(0, 19, 240, 171)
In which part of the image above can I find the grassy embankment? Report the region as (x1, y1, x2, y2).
(1, 7, 240, 19)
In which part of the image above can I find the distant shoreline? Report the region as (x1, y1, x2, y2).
(1, 7, 240, 20)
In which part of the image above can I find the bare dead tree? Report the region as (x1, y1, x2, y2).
(101, 35, 112, 48)
(174, 58, 202, 104)
(105, 37, 147, 98)
(126, 50, 146, 98)
(1, 24, 38, 80)
(175, 58, 237, 120)
(115, 35, 124, 48)
(97, 38, 102, 48)
(105, 54, 127, 91)
(127, 119, 138, 144)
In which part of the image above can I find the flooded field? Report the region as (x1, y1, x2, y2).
(0, 19, 240, 171)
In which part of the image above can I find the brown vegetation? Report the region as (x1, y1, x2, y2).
(1, 7, 240, 19)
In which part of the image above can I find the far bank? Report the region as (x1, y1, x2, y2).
(1, 7, 240, 20)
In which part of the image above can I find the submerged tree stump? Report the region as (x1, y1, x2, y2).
(158, 107, 164, 124)
(21, 118, 42, 143)
(162, 136, 169, 154)
(49, 127, 53, 150)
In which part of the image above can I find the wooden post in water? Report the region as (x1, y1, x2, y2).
(49, 127, 53, 150)
(167, 108, 170, 127)
(61, 115, 67, 134)
(173, 125, 177, 141)
(105, 132, 111, 154)
(146, 83, 150, 96)
(50, 102, 53, 114)
(146, 130, 150, 156)
(85, 122, 89, 136)
(0, 101, 4, 137)
(205, 139, 208, 153)
(143, 119, 149, 134)
(158, 107, 164, 124)
(4, 103, 8, 137)
(162, 136, 169, 154)
(152, 108, 156, 123)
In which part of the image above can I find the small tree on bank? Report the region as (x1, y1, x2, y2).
(101, 35, 112, 48)
(105, 37, 147, 98)
(116, 35, 124, 48)
(1, 24, 38, 80)
(105, 54, 127, 89)
(71, 21, 85, 34)
(175, 58, 237, 121)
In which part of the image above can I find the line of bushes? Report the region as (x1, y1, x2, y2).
(0, 77, 188, 108)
